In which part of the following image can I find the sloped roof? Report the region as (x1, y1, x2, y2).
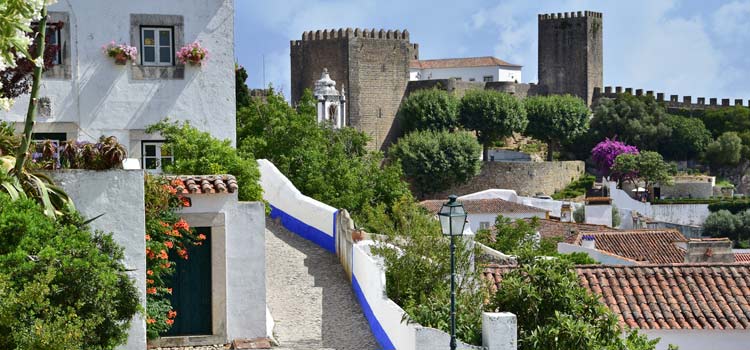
(571, 230, 688, 264)
(528, 218, 617, 241)
(165, 175, 238, 194)
(419, 198, 547, 216)
(410, 56, 522, 69)
(735, 253, 750, 263)
(483, 263, 750, 330)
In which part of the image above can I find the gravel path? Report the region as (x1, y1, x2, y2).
(265, 221, 378, 350)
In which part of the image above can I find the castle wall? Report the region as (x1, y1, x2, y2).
(290, 31, 349, 105)
(425, 161, 585, 199)
(405, 79, 542, 100)
(593, 86, 750, 110)
(538, 11, 602, 105)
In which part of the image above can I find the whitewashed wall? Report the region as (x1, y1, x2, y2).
(257, 159, 337, 252)
(643, 330, 750, 350)
(585, 204, 612, 227)
(468, 212, 543, 233)
(4, 0, 236, 156)
(557, 243, 637, 265)
(409, 66, 521, 83)
(651, 204, 710, 226)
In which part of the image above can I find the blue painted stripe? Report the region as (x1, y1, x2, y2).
(269, 205, 336, 253)
(352, 275, 396, 350)
(333, 210, 338, 254)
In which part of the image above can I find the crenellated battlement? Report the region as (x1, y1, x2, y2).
(291, 28, 410, 46)
(594, 86, 749, 109)
(538, 11, 602, 20)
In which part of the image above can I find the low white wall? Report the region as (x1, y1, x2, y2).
(469, 212, 542, 233)
(52, 170, 146, 350)
(257, 159, 337, 252)
(585, 204, 612, 227)
(459, 189, 519, 203)
(643, 330, 750, 350)
(557, 243, 637, 265)
(651, 204, 710, 226)
(608, 181, 651, 216)
(518, 196, 582, 218)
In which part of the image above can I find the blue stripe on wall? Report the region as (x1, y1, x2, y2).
(269, 205, 336, 253)
(352, 275, 396, 350)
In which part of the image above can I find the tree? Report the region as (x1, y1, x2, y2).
(524, 95, 590, 161)
(235, 64, 252, 109)
(237, 88, 411, 214)
(459, 90, 527, 161)
(701, 106, 750, 138)
(590, 138, 639, 179)
(705, 132, 743, 170)
(590, 94, 671, 151)
(399, 89, 460, 133)
(703, 209, 740, 240)
(490, 254, 659, 350)
(660, 115, 712, 161)
(389, 130, 482, 196)
(612, 151, 674, 194)
(0, 194, 139, 350)
(146, 120, 263, 202)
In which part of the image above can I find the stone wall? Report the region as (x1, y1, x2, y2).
(538, 11, 602, 105)
(405, 79, 543, 100)
(427, 161, 585, 199)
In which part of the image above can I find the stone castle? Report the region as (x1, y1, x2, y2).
(289, 11, 604, 150)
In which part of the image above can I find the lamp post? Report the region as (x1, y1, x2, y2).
(438, 195, 467, 350)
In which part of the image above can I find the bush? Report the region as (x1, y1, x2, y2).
(573, 205, 585, 223)
(0, 194, 139, 350)
(147, 120, 263, 202)
(551, 174, 595, 200)
(705, 132, 743, 170)
(703, 210, 740, 239)
(709, 200, 750, 213)
(389, 130, 482, 196)
(399, 89, 460, 133)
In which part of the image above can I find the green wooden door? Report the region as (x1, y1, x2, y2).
(165, 227, 212, 336)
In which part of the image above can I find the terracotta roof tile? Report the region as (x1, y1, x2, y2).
(484, 262, 750, 330)
(572, 230, 688, 264)
(736, 253, 750, 263)
(165, 175, 238, 194)
(419, 198, 547, 216)
(410, 56, 522, 69)
(526, 218, 616, 242)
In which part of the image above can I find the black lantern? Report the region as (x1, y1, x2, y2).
(437, 195, 467, 350)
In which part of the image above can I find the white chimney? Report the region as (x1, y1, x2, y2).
(581, 234, 596, 250)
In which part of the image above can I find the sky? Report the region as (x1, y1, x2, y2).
(234, 0, 750, 102)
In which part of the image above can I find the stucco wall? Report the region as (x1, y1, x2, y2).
(557, 243, 637, 265)
(51, 170, 146, 350)
(410, 66, 521, 83)
(5, 0, 236, 155)
(180, 194, 267, 341)
(643, 330, 750, 350)
(429, 161, 584, 199)
(585, 204, 612, 227)
(659, 182, 714, 199)
(651, 204, 710, 226)
(469, 212, 542, 233)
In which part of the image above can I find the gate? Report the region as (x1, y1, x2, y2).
(165, 226, 212, 336)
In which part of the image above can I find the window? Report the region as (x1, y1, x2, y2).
(479, 222, 491, 230)
(483, 76, 494, 82)
(32, 133, 67, 161)
(142, 141, 173, 171)
(47, 25, 62, 65)
(469, 78, 476, 82)
(453, 77, 462, 81)
(141, 27, 173, 66)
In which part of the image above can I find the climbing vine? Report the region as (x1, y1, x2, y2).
(144, 175, 205, 339)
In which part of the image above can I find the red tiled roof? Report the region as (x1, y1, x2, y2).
(736, 253, 750, 263)
(571, 230, 688, 264)
(419, 198, 547, 216)
(165, 175, 238, 194)
(527, 218, 616, 241)
(410, 56, 522, 69)
(483, 263, 750, 330)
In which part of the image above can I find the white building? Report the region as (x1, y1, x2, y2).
(313, 68, 346, 129)
(420, 197, 548, 233)
(1, 0, 236, 171)
(409, 56, 522, 83)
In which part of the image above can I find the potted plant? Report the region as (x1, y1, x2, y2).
(102, 41, 137, 65)
(177, 41, 209, 66)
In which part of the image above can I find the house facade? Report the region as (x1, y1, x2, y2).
(409, 56, 522, 83)
(420, 197, 548, 233)
(2, 0, 236, 171)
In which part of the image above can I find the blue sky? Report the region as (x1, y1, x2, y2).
(235, 0, 750, 101)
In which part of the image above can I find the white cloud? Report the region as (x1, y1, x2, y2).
(712, 1, 750, 42)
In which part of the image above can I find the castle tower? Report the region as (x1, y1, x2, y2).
(538, 11, 603, 105)
(290, 28, 419, 150)
(313, 68, 347, 129)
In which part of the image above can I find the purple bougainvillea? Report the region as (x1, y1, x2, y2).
(591, 138, 639, 177)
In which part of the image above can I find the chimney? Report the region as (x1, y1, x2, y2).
(683, 238, 733, 263)
(560, 203, 573, 223)
(581, 234, 596, 250)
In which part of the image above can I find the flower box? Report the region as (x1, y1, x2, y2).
(103, 41, 137, 65)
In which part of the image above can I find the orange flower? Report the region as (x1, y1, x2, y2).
(174, 219, 190, 231)
(180, 197, 191, 207)
(147, 318, 156, 324)
(167, 288, 173, 294)
(166, 319, 174, 325)
(197, 234, 206, 241)
(162, 262, 171, 268)
(159, 221, 170, 228)
(165, 241, 174, 249)
(145, 234, 151, 241)
(147, 279, 154, 285)
(167, 310, 177, 318)
(147, 270, 153, 276)
(147, 287, 157, 295)
(159, 250, 169, 260)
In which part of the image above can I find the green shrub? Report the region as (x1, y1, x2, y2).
(709, 200, 750, 213)
(0, 194, 139, 350)
(551, 174, 595, 200)
(399, 89, 460, 133)
(147, 120, 263, 202)
(703, 210, 740, 240)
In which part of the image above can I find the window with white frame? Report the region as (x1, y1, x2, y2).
(142, 141, 173, 171)
(479, 221, 491, 230)
(141, 27, 173, 66)
(48, 25, 62, 65)
(483, 76, 494, 82)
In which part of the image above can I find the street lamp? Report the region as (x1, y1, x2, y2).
(438, 195, 467, 350)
